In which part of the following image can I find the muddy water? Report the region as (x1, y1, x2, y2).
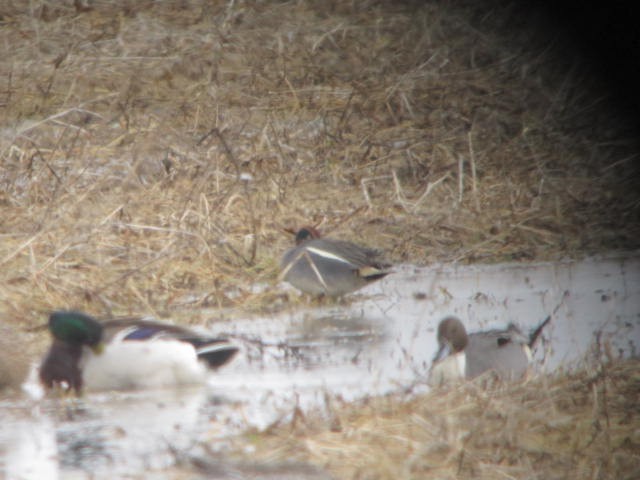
(2, 254, 639, 479)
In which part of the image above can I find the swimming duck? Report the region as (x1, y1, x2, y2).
(39, 310, 239, 394)
(428, 315, 548, 387)
(279, 226, 391, 296)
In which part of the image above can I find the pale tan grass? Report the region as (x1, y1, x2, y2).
(224, 360, 639, 480)
(0, 1, 636, 332)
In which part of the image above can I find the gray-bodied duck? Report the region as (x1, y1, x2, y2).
(428, 315, 549, 386)
(39, 310, 239, 394)
(280, 226, 391, 296)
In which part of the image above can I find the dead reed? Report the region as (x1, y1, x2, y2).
(0, 1, 638, 329)
(0, 3, 638, 478)
(226, 359, 640, 480)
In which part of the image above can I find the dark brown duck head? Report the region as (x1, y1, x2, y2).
(433, 316, 469, 362)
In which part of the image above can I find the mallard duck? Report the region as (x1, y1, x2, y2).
(39, 310, 239, 394)
(279, 226, 391, 296)
(428, 315, 549, 386)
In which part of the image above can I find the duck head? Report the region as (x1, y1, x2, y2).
(433, 316, 469, 362)
(48, 311, 104, 349)
(429, 316, 469, 387)
(293, 226, 322, 245)
(40, 311, 105, 393)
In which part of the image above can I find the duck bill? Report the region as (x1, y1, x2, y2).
(90, 343, 105, 355)
(432, 343, 452, 363)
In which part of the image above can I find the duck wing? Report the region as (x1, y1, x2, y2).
(305, 238, 391, 269)
(466, 329, 530, 379)
(101, 318, 239, 368)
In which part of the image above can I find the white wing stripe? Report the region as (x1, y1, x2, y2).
(305, 246, 352, 265)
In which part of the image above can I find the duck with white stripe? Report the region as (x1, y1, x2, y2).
(39, 310, 239, 394)
(428, 315, 549, 387)
(279, 226, 392, 297)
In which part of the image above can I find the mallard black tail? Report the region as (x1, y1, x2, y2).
(192, 339, 239, 368)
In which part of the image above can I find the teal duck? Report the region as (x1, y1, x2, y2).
(280, 226, 391, 296)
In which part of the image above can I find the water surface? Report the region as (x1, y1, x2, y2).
(2, 254, 639, 479)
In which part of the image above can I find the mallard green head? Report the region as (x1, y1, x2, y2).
(40, 311, 104, 394)
(49, 311, 104, 352)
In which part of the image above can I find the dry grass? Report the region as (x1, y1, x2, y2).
(227, 359, 640, 480)
(0, 2, 638, 477)
(1, 0, 638, 331)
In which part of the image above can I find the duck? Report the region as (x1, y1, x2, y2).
(427, 316, 469, 387)
(39, 310, 239, 394)
(279, 226, 391, 296)
(428, 315, 550, 387)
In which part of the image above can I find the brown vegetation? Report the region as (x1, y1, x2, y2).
(0, 1, 638, 478)
(1, 0, 638, 328)
(228, 359, 640, 480)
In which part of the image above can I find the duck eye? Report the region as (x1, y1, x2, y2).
(295, 229, 312, 243)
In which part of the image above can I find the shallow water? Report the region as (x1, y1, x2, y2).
(2, 253, 639, 479)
